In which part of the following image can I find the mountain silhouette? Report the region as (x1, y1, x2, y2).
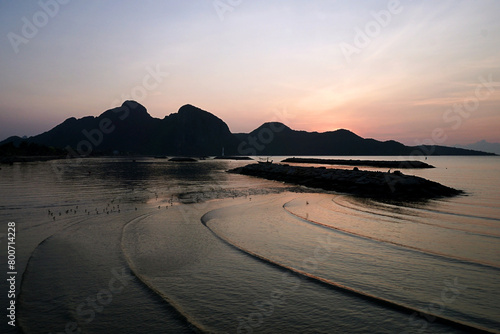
(0, 101, 495, 156)
(235, 122, 492, 156)
(2, 101, 238, 156)
(456, 140, 500, 155)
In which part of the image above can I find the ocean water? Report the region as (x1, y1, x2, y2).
(0, 156, 499, 333)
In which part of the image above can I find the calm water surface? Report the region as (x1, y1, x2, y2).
(0, 156, 499, 333)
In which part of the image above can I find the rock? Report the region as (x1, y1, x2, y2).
(168, 157, 197, 162)
(282, 157, 435, 169)
(228, 163, 463, 201)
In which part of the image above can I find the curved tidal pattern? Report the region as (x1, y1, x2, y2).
(16, 211, 194, 334)
(4, 157, 500, 334)
(17, 193, 500, 333)
(202, 193, 500, 333)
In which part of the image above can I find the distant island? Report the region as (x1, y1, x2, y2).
(282, 158, 435, 168)
(456, 140, 500, 155)
(229, 163, 463, 201)
(0, 100, 496, 158)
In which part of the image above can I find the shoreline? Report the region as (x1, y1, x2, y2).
(0, 155, 67, 164)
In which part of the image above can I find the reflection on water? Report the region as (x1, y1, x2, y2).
(0, 156, 499, 333)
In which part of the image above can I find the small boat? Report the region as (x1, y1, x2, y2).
(258, 157, 273, 164)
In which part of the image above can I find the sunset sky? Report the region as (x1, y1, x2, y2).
(1, 0, 499, 146)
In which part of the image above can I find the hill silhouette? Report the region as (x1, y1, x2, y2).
(0, 101, 495, 157)
(235, 122, 492, 156)
(2, 101, 238, 156)
(457, 140, 500, 155)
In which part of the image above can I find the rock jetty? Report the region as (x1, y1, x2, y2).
(228, 163, 462, 201)
(168, 157, 197, 162)
(282, 158, 434, 169)
(214, 156, 253, 160)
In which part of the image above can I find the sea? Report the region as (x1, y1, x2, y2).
(0, 156, 499, 334)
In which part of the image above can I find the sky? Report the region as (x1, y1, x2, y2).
(1, 0, 499, 146)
